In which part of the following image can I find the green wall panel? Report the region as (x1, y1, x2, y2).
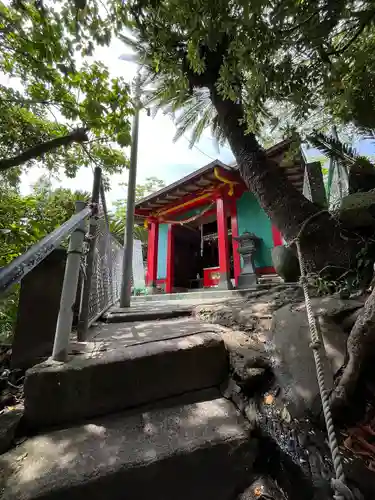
(174, 205, 210, 221)
(156, 194, 273, 278)
(236, 192, 273, 268)
(157, 224, 168, 279)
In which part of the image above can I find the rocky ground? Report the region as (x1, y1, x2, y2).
(194, 284, 375, 499)
(0, 347, 24, 455)
(1, 284, 375, 499)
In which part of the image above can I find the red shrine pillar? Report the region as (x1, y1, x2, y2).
(230, 200, 241, 287)
(272, 225, 283, 247)
(146, 219, 159, 291)
(216, 196, 233, 289)
(165, 224, 174, 294)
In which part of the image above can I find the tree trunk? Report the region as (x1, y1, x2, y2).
(331, 287, 375, 415)
(210, 88, 353, 273)
(0, 128, 89, 171)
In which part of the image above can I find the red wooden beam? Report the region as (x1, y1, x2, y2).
(230, 200, 241, 287)
(216, 196, 232, 289)
(158, 190, 217, 219)
(134, 208, 150, 216)
(272, 225, 283, 247)
(146, 220, 159, 288)
(165, 224, 174, 293)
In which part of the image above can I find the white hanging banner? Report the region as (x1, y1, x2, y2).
(132, 239, 145, 289)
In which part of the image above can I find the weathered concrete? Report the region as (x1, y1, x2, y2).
(271, 245, 300, 283)
(238, 477, 288, 500)
(24, 332, 228, 427)
(0, 398, 257, 500)
(12, 249, 67, 369)
(88, 317, 223, 348)
(0, 405, 23, 454)
(270, 303, 349, 418)
(129, 285, 277, 303)
(339, 189, 375, 228)
(103, 303, 193, 323)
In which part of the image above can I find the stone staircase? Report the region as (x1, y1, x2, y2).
(0, 316, 258, 500)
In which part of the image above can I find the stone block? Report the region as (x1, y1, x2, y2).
(0, 405, 23, 454)
(0, 398, 257, 500)
(339, 190, 375, 228)
(12, 249, 67, 369)
(271, 246, 300, 283)
(23, 332, 229, 427)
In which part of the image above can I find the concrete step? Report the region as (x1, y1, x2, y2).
(0, 398, 257, 500)
(258, 274, 283, 285)
(103, 303, 193, 323)
(23, 332, 228, 428)
(129, 285, 276, 303)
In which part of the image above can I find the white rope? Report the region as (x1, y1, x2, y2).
(295, 233, 355, 500)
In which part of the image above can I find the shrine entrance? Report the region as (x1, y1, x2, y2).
(171, 213, 235, 291)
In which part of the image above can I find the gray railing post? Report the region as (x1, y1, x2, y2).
(51, 201, 87, 362)
(77, 166, 102, 341)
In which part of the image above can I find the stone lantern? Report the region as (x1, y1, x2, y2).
(233, 232, 261, 288)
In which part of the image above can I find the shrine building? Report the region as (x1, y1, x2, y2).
(134, 138, 324, 292)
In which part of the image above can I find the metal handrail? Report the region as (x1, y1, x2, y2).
(0, 204, 92, 295)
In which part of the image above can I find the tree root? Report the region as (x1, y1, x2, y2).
(331, 287, 375, 416)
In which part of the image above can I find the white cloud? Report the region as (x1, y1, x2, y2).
(19, 37, 235, 209)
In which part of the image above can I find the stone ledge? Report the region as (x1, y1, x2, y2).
(23, 333, 228, 427)
(0, 398, 257, 500)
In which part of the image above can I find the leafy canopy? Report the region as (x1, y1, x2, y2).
(0, 178, 91, 341)
(124, 0, 375, 143)
(0, 178, 90, 267)
(0, 0, 133, 185)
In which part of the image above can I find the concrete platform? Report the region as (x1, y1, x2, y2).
(103, 303, 193, 323)
(89, 317, 223, 348)
(103, 296, 239, 323)
(0, 398, 257, 500)
(24, 328, 228, 427)
(130, 285, 277, 303)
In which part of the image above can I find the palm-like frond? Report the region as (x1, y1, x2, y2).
(145, 78, 226, 148)
(356, 126, 375, 142)
(307, 132, 372, 168)
(109, 215, 147, 245)
(121, 32, 224, 149)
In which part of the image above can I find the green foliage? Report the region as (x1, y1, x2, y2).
(0, 1, 133, 184)
(122, 0, 375, 145)
(0, 181, 90, 341)
(309, 239, 375, 297)
(0, 180, 90, 268)
(0, 286, 19, 344)
(308, 132, 373, 170)
(110, 177, 165, 244)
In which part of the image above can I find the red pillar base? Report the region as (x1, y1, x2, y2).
(230, 200, 241, 287)
(216, 196, 233, 290)
(272, 226, 283, 247)
(166, 224, 174, 293)
(146, 220, 159, 292)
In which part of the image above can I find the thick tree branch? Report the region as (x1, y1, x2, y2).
(280, 10, 321, 34)
(327, 11, 375, 56)
(0, 127, 89, 171)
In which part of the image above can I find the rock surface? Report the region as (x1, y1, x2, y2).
(271, 246, 300, 282)
(196, 291, 365, 419)
(238, 477, 288, 500)
(0, 405, 23, 454)
(270, 303, 349, 418)
(24, 332, 228, 428)
(339, 190, 375, 228)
